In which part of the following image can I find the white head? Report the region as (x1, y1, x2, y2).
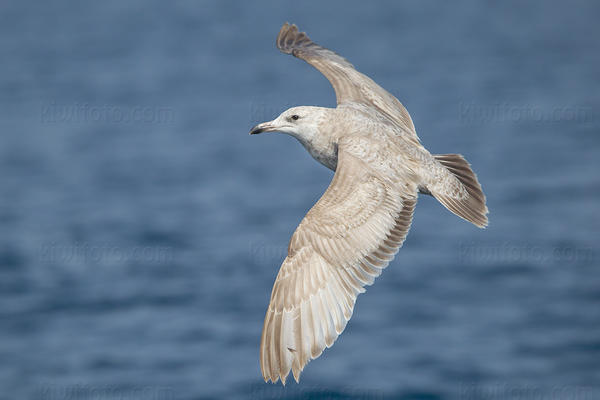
(249, 106, 328, 143)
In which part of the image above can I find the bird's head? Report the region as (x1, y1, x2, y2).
(249, 106, 327, 142)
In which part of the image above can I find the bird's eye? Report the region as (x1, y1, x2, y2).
(291, 115, 299, 121)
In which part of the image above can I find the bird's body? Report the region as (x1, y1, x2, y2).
(293, 105, 411, 170)
(250, 23, 489, 385)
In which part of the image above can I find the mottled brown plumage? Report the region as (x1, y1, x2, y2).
(251, 23, 488, 384)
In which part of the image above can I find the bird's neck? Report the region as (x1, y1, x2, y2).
(296, 111, 339, 171)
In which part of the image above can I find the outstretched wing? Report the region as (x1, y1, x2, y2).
(276, 23, 418, 142)
(260, 137, 418, 384)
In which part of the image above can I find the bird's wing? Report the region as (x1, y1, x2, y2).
(260, 137, 418, 384)
(277, 23, 419, 143)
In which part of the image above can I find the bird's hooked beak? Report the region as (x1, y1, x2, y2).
(249, 120, 277, 135)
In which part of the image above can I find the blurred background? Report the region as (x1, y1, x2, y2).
(1, 0, 598, 399)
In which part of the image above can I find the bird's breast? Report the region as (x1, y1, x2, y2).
(302, 137, 338, 171)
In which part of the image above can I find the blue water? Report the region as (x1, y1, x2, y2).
(1, 1, 599, 399)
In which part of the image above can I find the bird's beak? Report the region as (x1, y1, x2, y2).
(249, 121, 276, 135)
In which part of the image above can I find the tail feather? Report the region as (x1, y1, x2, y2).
(429, 154, 488, 228)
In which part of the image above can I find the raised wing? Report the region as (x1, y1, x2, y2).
(260, 137, 418, 384)
(277, 23, 418, 142)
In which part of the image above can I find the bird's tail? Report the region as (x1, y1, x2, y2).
(426, 154, 488, 228)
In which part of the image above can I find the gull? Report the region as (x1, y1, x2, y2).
(250, 23, 488, 384)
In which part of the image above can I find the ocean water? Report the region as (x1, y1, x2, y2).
(1, 1, 599, 399)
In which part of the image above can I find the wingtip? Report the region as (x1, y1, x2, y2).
(292, 370, 301, 383)
(280, 22, 298, 32)
(276, 22, 311, 55)
(474, 205, 489, 229)
(278, 22, 290, 36)
(476, 214, 489, 229)
(277, 22, 294, 50)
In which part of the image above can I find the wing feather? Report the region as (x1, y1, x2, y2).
(276, 23, 419, 143)
(260, 138, 418, 384)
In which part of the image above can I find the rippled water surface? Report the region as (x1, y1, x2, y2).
(1, 1, 599, 399)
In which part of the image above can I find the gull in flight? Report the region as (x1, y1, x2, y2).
(250, 23, 488, 384)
